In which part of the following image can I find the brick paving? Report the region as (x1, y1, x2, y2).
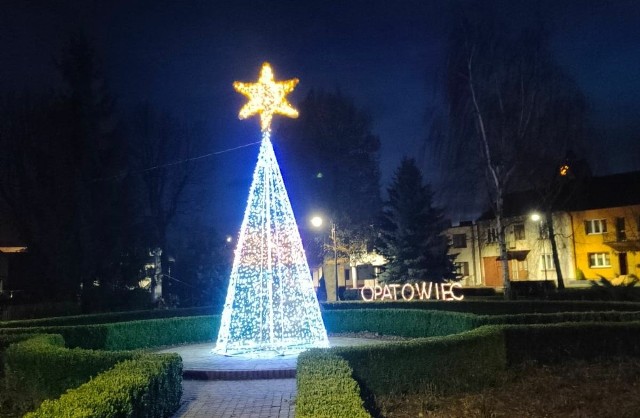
(173, 379, 296, 418)
(159, 337, 383, 417)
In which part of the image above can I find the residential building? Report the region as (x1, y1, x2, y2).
(567, 171, 640, 283)
(447, 221, 482, 286)
(475, 211, 575, 287)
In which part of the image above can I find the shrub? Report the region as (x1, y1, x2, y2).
(322, 309, 478, 337)
(0, 305, 218, 329)
(3, 334, 137, 414)
(321, 300, 640, 315)
(478, 310, 640, 326)
(24, 354, 182, 418)
(335, 326, 507, 396)
(296, 349, 370, 418)
(0, 314, 219, 350)
(510, 280, 556, 299)
(503, 321, 640, 365)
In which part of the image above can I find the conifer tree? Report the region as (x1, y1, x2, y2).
(378, 158, 454, 283)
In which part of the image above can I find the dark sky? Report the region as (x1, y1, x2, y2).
(2, 0, 639, 232)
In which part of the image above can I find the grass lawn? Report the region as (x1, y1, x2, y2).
(376, 357, 640, 418)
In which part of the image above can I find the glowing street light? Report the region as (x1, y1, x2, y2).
(310, 216, 323, 228)
(310, 215, 340, 301)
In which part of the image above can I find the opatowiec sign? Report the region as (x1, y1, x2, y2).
(360, 282, 464, 302)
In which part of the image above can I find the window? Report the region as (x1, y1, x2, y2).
(452, 233, 467, 248)
(487, 227, 499, 243)
(585, 219, 607, 235)
(513, 224, 526, 240)
(541, 254, 554, 270)
(588, 252, 611, 268)
(454, 261, 469, 277)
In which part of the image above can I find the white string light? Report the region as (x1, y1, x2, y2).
(214, 63, 328, 355)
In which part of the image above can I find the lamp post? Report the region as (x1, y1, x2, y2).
(530, 213, 548, 282)
(310, 215, 339, 301)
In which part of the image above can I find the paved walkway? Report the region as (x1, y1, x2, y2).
(157, 337, 384, 418)
(173, 379, 296, 418)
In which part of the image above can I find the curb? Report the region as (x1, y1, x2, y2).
(183, 368, 296, 380)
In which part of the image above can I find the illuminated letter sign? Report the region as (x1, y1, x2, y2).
(360, 282, 464, 302)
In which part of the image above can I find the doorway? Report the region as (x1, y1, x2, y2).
(619, 252, 628, 275)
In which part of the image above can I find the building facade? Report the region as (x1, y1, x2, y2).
(570, 204, 640, 283)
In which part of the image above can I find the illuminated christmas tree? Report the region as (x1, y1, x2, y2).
(214, 63, 329, 355)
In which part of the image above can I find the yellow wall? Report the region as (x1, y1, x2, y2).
(570, 205, 640, 282)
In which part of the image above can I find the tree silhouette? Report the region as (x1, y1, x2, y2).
(377, 158, 454, 283)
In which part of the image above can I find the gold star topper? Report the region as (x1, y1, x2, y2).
(234, 62, 299, 132)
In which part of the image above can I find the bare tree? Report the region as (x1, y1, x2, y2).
(443, 9, 587, 298)
(127, 104, 201, 302)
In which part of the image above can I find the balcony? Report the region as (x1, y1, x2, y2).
(602, 230, 640, 251)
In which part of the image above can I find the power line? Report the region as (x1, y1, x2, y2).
(87, 140, 261, 185)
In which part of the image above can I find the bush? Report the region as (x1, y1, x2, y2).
(510, 280, 556, 299)
(478, 310, 640, 326)
(0, 314, 219, 350)
(296, 349, 370, 418)
(3, 334, 138, 414)
(0, 305, 218, 329)
(321, 299, 640, 315)
(335, 325, 507, 396)
(24, 354, 182, 418)
(503, 321, 640, 364)
(322, 309, 478, 337)
(0, 301, 81, 321)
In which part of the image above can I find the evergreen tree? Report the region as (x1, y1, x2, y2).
(377, 158, 453, 283)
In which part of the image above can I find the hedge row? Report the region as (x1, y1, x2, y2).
(334, 325, 507, 396)
(322, 308, 478, 337)
(296, 349, 371, 418)
(479, 310, 640, 326)
(322, 300, 640, 315)
(0, 333, 41, 378)
(0, 315, 219, 350)
(503, 321, 640, 364)
(3, 334, 138, 414)
(299, 312, 640, 416)
(24, 353, 182, 418)
(0, 305, 217, 329)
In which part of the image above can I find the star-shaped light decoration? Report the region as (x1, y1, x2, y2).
(234, 62, 299, 132)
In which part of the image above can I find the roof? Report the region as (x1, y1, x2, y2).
(477, 170, 640, 221)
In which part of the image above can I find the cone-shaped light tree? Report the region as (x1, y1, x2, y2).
(214, 63, 329, 355)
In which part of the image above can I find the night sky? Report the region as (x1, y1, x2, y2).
(2, 0, 639, 233)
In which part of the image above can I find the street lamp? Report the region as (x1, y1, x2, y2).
(530, 212, 548, 282)
(310, 215, 340, 301)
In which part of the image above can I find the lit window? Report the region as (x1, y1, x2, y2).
(588, 252, 611, 268)
(585, 219, 607, 235)
(452, 233, 467, 248)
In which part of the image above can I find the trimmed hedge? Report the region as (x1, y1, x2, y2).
(296, 350, 371, 418)
(3, 334, 138, 413)
(322, 300, 640, 315)
(0, 305, 217, 329)
(0, 315, 219, 350)
(0, 333, 41, 378)
(479, 310, 640, 326)
(503, 321, 640, 364)
(24, 353, 182, 418)
(334, 325, 507, 396)
(322, 308, 478, 337)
